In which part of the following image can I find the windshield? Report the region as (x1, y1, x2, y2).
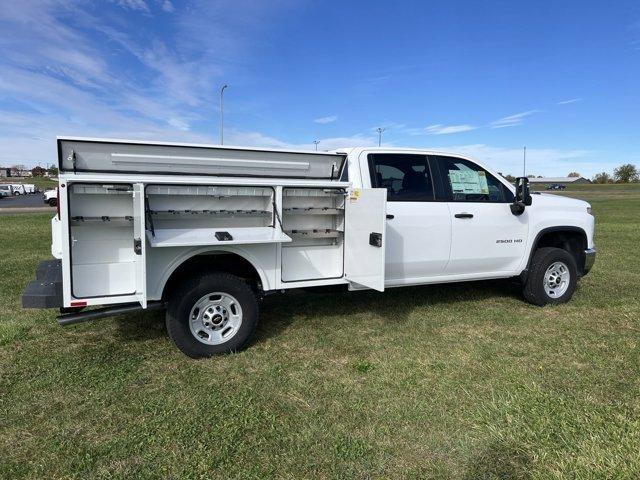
(0, 185, 11, 191)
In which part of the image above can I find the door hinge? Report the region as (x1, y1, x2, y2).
(369, 232, 382, 247)
(134, 238, 142, 255)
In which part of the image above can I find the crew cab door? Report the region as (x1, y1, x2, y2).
(431, 155, 529, 275)
(364, 152, 452, 284)
(344, 188, 387, 291)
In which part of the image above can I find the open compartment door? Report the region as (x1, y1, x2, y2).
(344, 188, 387, 291)
(133, 183, 147, 308)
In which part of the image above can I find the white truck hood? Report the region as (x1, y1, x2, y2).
(533, 192, 590, 210)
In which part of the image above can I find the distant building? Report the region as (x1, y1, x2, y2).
(528, 176, 591, 185)
(0, 168, 9, 178)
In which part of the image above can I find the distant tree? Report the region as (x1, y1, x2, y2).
(527, 174, 536, 178)
(592, 172, 612, 184)
(31, 166, 46, 177)
(567, 172, 581, 178)
(504, 174, 516, 183)
(47, 165, 59, 177)
(613, 164, 639, 183)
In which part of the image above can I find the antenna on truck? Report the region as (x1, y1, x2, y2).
(220, 84, 228, 145)
(523, 146, 526, 177)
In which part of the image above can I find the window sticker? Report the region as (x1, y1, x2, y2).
(448, 170, 489, 194)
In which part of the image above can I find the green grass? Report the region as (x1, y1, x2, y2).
(1, 184, 639, 479)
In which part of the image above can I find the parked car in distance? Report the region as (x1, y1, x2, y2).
(0, 184, 11, 198)
(546, 184, 566, 190)
(10, 184, 26, 195)
(43, 188, 58, 207)
(22, 184, 37, 194)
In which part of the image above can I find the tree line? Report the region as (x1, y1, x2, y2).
(500, 164, 639, 184)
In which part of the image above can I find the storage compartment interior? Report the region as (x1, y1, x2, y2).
(69, 183, 136, 298)
(145, 185, 290, 247)
(281, 188, 345, 282)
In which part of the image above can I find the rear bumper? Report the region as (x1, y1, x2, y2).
(22, 259, 63, 308)
(582, 248, 596, 276)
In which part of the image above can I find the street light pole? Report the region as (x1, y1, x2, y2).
(220, 84, 228, 145)
(376, 127, 386, 147)
(313, 140, 320, 151)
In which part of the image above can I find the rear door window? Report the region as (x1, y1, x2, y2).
(368, 154, 435, 202)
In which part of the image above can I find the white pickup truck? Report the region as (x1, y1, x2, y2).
(23, 137, 595, 358)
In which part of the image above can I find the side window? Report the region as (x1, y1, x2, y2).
(368, 154, 435, 202)
(434, 156, 513, 203)
(339, 161, 349, 182)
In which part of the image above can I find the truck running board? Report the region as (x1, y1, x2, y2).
(57, 301, 165, 326)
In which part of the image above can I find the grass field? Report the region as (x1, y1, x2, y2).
(1, 184, 639, 479)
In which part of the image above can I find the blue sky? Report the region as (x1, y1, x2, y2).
(1, 0, 639, 176)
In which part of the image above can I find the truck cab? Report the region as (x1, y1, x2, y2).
(22, 138, 595, 358)
(342, 147, 595, 288)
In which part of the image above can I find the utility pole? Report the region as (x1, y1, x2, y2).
(376, 127, 386, 147)
(523, 146, 526, 177)
(313, 140, 320, 151)
(220, 84, 228, 145)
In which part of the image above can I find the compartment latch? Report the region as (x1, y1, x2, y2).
(133, 238, 142, 255)
(369, 232, 382, 248)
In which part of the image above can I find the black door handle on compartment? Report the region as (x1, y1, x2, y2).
(386, 214, 394, 219)
(454, 213, 474, 219)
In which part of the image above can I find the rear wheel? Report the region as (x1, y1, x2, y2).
(523, 247, 578, 306)
(166, 272, 258, 358)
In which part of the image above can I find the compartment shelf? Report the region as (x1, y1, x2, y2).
(150, 209, 271, 217)
(71, 215, 133, 226)
(283, 207, 342, 215)
(146, 185, 272, 197)
(147, 227, 291, 248)
(285, 229, 342, 239)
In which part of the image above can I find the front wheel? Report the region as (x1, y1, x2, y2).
(166, 272, 259, 358)
(523, 247, 578, 306)
(48, 198, 58, 207)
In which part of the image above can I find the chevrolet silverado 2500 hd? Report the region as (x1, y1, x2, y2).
(22, 138, 595, 357)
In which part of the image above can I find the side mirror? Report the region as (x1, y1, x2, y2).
(510, 177, 532, 215)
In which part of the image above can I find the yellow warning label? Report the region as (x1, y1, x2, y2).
(349, 188, 361, 201)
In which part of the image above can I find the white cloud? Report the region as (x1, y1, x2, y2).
(490, 110, 539, 128)
(159, 0, 174, 12)
(0, 0, 301, 167)
(424, 124, 476, 135)
(226, 130, 380, 151)
(557, 98, 582, 105)
(114, 0, 150, 12)
(314, 115, 338, 124)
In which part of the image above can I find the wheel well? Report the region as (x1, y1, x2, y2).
(162, 252, 262, 301)
(531, 228, 587, 274)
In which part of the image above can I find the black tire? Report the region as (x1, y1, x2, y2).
(522, 247, 578, 306)
(165, 272, 258, 358)
(48, 198, 58, 207)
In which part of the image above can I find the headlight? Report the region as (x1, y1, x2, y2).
(587, 207, 593, 215)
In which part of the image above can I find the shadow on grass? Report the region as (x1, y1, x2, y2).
(463, 440, 532, 480)
(99, 279, 522, 349)
(254, 279, 522, 345)
(112, 309, 165, 343)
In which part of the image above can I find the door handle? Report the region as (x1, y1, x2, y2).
(454, 213, 474, 219)
(386, 214, 394, 219)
